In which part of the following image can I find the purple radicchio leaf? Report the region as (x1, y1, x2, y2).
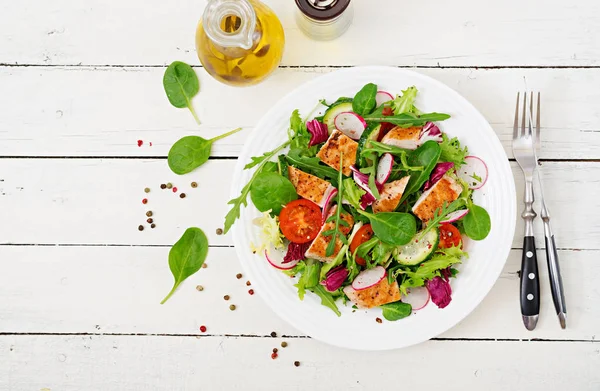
(423, 162, 454, 191)
(320, 265, 349, 292)
(306, 119, 329, 147)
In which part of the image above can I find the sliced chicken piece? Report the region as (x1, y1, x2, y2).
(343, 278, 401, 309)
(317, 130, 358, 176)
(380, 126, 422, 150)
(412, 174, 463, 221)
(372, 176, 410, 213)
(287, 166, 335, 208)
(305, 205, 354, 262)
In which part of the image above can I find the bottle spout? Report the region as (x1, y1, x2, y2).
(203, 0, 257, 50)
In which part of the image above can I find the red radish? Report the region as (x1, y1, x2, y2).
(457, 156, 488, 189)
(440, 209, 469, 223)
(334, 112, 367, 140)
(375, 91, 394, 107)
(376, 153, 394, 184)
(401, 287, 430, 311)
(265, 245, 299, 270)
(320, 187, 338, 223)
(352, 266, 386, 291)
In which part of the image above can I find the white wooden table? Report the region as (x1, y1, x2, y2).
(1, 0, 599, 389)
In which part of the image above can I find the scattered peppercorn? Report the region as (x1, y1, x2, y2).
(166, 183, 173, 189)
(236, 273, 242, 279)
(147, 218, 153, 224)
(151, 223, 156, 229)
(196, 285, 204, 291)
(281, 341, 288, 348)
(248, 289, 254, 295)
(160, 184, 167, 189)
(271, 352, 278, 359)
(146, 211, 153, 217)
(144, 187, 150, 193)
(272, 348, 278, 353)
(172, 187, 178, 193)
(216, 228, 223, 235)
(294, 361, 300, 367)
(138, 225, 144, 231)
(202, 263, 208, 269)
(200, 325, 207, 333)
(224, 295, 230, 301)
(229, 304, 236, 311)
(142, 198, 148, 204)
(376, 317, 383, 324)
(246, 281, 251, 286)
(270, 331, 277, 338)
(191, 182, 198, 188)
(180, 193, 186, 199)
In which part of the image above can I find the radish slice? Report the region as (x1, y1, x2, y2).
(321, 188, 338, 224)
(401, 287, 430, 311)
(352, 266, 386, 291)
(265, 245, 299, 270)
(440, 209, 469, 223)
(376, 153, 394, 184)
(375, 91, 394, 107)
(457, 155, 488, 189)
(334, 112, 367, 140)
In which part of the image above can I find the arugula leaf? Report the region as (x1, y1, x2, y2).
(439, 134, 469, 166)
(285, 150, 339, 185)
(390, 86, 418, 115)
(224, 140, 290, 234)
(400, 141, 442, 203)
(352, 83, 378, 116)
(323, 154, 349, 257)
(418, 199, 466, 239)
(365, 109, 450, 127)
(245, 151, 273, 170)
(381, 301, 412, 321)
(311, 285, 342, 317)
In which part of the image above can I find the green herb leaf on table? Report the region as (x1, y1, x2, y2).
(163, 61, 201, 124)
(161, 227, 209, 304)
(463, 203, 491, 240)
(381, 301, 412, 321)
(352, 83, 378, 116)
(312, 284, 342, 317)
(250, 172, 297, 215)
(168, 128, 242, 175)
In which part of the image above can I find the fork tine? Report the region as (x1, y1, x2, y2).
(513, 92, 520, 139)
(536, 92, 541, 154)
(521, 91, 527, 137)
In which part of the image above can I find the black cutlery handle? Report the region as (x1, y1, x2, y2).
(520, 236, 540, 317)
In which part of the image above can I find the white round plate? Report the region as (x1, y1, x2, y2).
(230, 66, 516, 350)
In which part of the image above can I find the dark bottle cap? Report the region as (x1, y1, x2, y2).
(295, 0, 351, 21)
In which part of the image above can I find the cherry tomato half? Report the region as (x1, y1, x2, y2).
(438, 223, 462, 249)
(279, 199, 322, 244)
(349, 224, 374, 266)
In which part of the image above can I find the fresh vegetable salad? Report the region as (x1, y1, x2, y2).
(225, 83, 491, 320)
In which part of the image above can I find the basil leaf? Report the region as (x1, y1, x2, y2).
(163, 61, 201, 124)
(463, 203, 491, 240)
(161, 227, 208, 304)
(400, 141, 442, 202)
(367, 212, 416, 246)
(312, 285, 342, 317)
(250, 172, 297, 215)
(168, 128, 242, 175)
(352, 83, 378, 116)
(381, 301, 412, 321)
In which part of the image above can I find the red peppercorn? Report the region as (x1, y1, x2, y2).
(200, 325, 207, 333)
(271, 352, 278, 359)
(172, 187, 178, 193)
(137, 140, 143, 147)
(248, 289, 254, 295)
(142, 198, 148, 204)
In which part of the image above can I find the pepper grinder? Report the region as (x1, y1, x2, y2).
(295, 0, 353, 41)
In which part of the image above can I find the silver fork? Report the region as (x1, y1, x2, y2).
(513, 92, 540, 330)
(530, 93, 567, 329)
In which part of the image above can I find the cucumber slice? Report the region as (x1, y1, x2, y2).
(323, 102, 353, 131)
(394, 228, 439, 265)
(356, 123, 381, 168)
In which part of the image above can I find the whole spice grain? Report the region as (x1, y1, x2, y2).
(151, 223, 156, 229)
(376, 317, 383, 324)
(272, 348, 278, 353)
(144, 187, 150, 193)
(229, 304, 236, 311)
(270, 331, 277, 338)
(172, 187, 178, 193)
(248, 289, 254, 295)
(146, 211, 153, 217)
(142, 198, 148, 204)
(236, 273, 242, 279)
(160, 184, 167, 189)
(216, 228, 223, 235)
(202, 263, 208, 269)
(138, 225, 144, 231)
(196, 285, 204, 291)
(200, 325, 207, 333)
(166, 183, 173, 189)
(281, 341, 288, 348)
(294, 361, 300, 367)
(271, 352, 278, 359)
(191, 182, 198, 188)
(246, 281, 251, 286)
(180, 193, 186, 199)
(147, 218, 154, 224)
(223, 295, 230, 301)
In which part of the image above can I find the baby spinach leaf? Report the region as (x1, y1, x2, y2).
(168, 128, 242, 175)
(400, 141, 442, 202)
(163, 61, 201, 124)
(161, 227, 208, 304)
(463, 203, 491, 240)
(352, 83, 378, 116)
(381, 301, 412, 321)
(250, 172, 297, 215)
(311, 285, 342, 317)
(366, 212, 417, 246)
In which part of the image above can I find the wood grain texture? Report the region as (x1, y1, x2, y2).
(0, 66, 599, 159)
(0, 246, 597, 340)
(0, 159, 596, 250)
(1, 0, 600, 67)
(1, 335, 599, 391)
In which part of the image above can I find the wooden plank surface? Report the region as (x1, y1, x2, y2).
(0, 159, 596, 250)
(1, 0, 600, 67)
(0, 245, 597, 340)
(1, 335, 598, 391)
(0, 66, 599, 159)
